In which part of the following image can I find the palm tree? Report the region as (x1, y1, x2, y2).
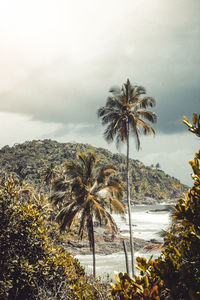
(41, 162, 61, 194)
(50, 151, 125, 277)
(97, 78, 157, 275)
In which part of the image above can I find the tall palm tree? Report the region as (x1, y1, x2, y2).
(97, 78, 157, 275)
(50, 151, 125, 277)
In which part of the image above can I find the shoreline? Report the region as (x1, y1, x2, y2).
(131, 197, 178, 206)
(63, 201, 171, 256)
(64, 232, 163, 256)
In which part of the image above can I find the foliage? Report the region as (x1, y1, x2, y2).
(0, 139, 187, 201)
(97, 78, 157, 150)
(110, 113, 200, 299)
(152, 114, 200, 299)
(183, 113, 200, 136)
(0, 180, 111, 299)
(50, 151, 125, 277)
(111, 257, 160, 299)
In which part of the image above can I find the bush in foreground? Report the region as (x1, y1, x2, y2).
(111, 114, 200, 299)
(0, 180, 110, 299)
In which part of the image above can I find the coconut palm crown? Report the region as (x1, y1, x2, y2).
(50, 151, 125, 277)
(97, 78, 157, 149)
(97, 78, 157, 276)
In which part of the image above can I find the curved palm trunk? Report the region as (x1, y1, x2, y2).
(126, 120, 134, 276)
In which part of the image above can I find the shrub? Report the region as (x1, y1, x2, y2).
(0, 180, 110, 299)
(111, 114, 200, 299)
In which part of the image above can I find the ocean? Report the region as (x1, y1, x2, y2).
(75, 203, 172, 278)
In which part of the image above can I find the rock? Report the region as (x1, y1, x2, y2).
(143, 243, 164, 251)
(64, 233, 150, 256)
(149, 239, 162, 244)
(148, 208, 171, 213)
(147, 205, 175, 213)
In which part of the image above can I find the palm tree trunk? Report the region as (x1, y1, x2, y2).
(126, 120, 134, 276)
(90, 218, 96, 278)
(123, 240, 129, 274)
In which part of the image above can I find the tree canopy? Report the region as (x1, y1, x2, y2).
(50, 151, 126, 277)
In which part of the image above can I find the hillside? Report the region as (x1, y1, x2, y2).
(0, 139, 188, 201)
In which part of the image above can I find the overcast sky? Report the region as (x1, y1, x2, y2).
(0, 0, 199, 186)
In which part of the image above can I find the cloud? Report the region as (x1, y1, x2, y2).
(128, 131, 200, 186)
(0, 112, 60, 147)
(0, 0, 199, 140)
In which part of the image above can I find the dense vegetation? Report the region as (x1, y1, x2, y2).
(0, 139, 187, 201)
(0, 179, 111, 299)
(0, 114, 199, 299)
(111, 114, 200, 299)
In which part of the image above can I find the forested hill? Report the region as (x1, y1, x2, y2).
(0, 139, 188, 201)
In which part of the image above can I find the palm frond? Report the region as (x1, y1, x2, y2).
(93, 199, 108, 223)
(77, 152, 87, 166)
(98, 177, 124, 200)
(134, 85, 146, 96)
(97, 106, 107, 118)
(52, 177, 69, 191)
(97, 165, 117, 183)
(85, 152, 96, 180)
(101, 185, 123, 200)
(100, 111, 119, 126)
(115, 128, 127, 149)
(137, 119, 155, 135)
(92, 198, 118, 234)
(119, 124, 128, 142)
(136, 110, 157, 124)
(130, 123, 140, 150)
(49, 191, 67, 206)
(97, 106, 117, 120)
(129, 86, 146, 103)
(108, 198, 126, 215)
(104, 211, 118, 234)
(108, 177, 123, 194)
(137, 97, 156, 108)
(71, 179, 85, 197)
(65, 161, 83, 179)
(56, 204, 81, 232)
(104, 123, 116, 143)
(106, 96, 123, 108)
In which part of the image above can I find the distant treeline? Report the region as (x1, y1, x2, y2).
(0, 139, 187, 200)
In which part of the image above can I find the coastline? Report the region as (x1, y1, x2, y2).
(63, 201, 172, 256)
(131, 197, 178, 206)
(64, 232, 162, 256)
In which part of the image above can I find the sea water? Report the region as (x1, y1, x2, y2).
(113, 204, 171, 241)
(75, 204, 172, 278)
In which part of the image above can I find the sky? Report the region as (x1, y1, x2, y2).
(0, 0, 199, 186)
